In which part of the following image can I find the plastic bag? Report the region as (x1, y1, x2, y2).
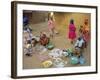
(70, 56, 79, 64)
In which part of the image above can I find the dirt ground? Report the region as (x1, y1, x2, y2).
(23, 22, 91, 69)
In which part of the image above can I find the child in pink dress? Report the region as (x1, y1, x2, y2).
(68, 19, 76, 44)
(48, 17, 55, 37)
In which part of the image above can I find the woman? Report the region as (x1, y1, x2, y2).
(40, 32, 49, 46)
(83, 19, 90, 48)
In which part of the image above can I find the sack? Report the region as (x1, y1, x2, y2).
(79, 56, 85, 64)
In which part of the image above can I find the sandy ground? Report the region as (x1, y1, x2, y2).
(23, 22, 90, 69)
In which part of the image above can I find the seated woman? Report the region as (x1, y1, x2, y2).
(31, 37, 38, 47)
(74, 36, 85, 57)
(40, 32, 49, 46)
(25, 40, 33, 56)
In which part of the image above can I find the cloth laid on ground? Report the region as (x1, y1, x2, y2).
(35, 45, 47, 54)
(48, 48, 63, 58)
(53, 58, 67, 68)
(36, 54, 50, 62)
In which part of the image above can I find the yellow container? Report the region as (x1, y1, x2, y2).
(42, 60, 53, 68)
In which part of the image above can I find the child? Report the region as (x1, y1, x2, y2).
(68, 19, 76, 44)
(79, 25, 84, 34)
(40, 32, 49, 46)
(48, 17, 56, 38)
(74, 36, 85, 57)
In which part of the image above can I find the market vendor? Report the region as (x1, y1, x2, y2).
(40, 32, 49, 46)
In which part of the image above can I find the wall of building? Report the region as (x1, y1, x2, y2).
(23, 11, 48, 24)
